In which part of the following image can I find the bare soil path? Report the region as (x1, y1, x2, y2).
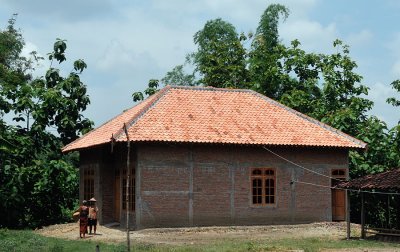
(36, 222, 359, 245)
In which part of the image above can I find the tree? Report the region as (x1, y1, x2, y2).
(0, 16, 92, 228)
(386, 79, 400, 167)
(161, 64, 197, 86)
(33, 39, 92, 144)
(387, 80, 400, 109)
(312, 40, 373, 136)
(191, 18, 248, 88)
(132, 79, 160, 102)
(249, 4, 289, 99)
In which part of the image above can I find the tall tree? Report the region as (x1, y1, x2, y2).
(312, 40, 373, 136)
(0, 16, 92, 228)
(191, 18, 248, 88)
(249, 4, 289, 99)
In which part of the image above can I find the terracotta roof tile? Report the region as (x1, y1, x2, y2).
(62, 86, 366, 152)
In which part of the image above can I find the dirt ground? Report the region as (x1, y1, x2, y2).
(36, 221, 361, 245)
(35, 222, 400, 251)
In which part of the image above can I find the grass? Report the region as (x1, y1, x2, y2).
(1, 228, 400, 252)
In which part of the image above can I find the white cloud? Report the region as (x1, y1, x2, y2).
(388, 33, 400, 78)
(392, 61, 400, 77)
(96, 40, 158, 75)
(367, 82, 400, 127)
(280, 19, 337, 53)
(346, 29, 373, 48)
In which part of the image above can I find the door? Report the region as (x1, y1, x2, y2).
(332, 186, 346, 221)
(331, 169, 346, 221)
(114, 173, 120, 222)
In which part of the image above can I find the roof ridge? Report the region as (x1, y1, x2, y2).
(113, 85, 173, 141)
(247, 89, 367, 149)
(168, 85, 253, 93)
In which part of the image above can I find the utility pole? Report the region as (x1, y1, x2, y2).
(123, 123, 131, 252)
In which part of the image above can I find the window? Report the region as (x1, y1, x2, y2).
(331, 169, 346, 186)
(251, 168, 276, 206)
(122, 167, 135, 211)
(332, 169, 346, 177)
(84, 168, 94, 201)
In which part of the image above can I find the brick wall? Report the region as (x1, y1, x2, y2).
(80, 146, 115, 225)
(136, 143, 348, 228)
(79, 142, 349, 229)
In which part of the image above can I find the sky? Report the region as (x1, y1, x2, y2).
(1, 0, 400, 128)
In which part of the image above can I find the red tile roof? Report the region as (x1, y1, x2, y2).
(62, 86, 366, 152)
(337, 168, 400, 190)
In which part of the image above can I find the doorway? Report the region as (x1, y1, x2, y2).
(331, 169, 346, 221)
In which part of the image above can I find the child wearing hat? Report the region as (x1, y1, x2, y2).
(88, 197, 99, 234)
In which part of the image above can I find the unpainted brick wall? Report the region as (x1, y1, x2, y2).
(79, 143, 348, 228)
(135, 143, 348, 228)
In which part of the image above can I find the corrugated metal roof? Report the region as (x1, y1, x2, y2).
(62, 85, 366, 152)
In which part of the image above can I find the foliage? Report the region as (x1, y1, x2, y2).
(249, 4, 290, 99)
(0, 16, 92, 228)
(191, 18, 248, 88)
(133, 3, 400, 184)
(132, 79, 160, 102)
(161, 64, 197, 86)
(387, 79, 400, 109)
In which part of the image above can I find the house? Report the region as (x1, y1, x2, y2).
(62, 85, 366, 229)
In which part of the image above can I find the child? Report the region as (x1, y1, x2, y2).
(88, 197, 99, 234)
(76, 200, 89, 238)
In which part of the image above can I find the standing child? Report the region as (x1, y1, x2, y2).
(76, 200, 89, 238)
(88, 197, 99, 234)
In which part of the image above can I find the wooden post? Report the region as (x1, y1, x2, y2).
(188, 147, 193, 226)
(387, 194, 391, 229)
(397, 195, 400, 230)
(123, 123, 131, 252)
(346, 189, 351, 240)
(361, 192, 365, 239)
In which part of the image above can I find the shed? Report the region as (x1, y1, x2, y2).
(338, 168, 400, 238)
(63, 85, 366, 229)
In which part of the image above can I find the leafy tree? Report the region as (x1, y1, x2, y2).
(34, 39, 92, 144)
(161, 64, 197, 86)
(312, 40, 373, 136)
(0, 16, 92, 228)
(277, 40, 322, 115)
(255, 4, 289, 51)
(387, 79, 400, 109)
(386, 79, 400, 167)
(132, 79, 160, 102)
(349, 117, 398, 177)
(191, 18, 248, 88)
(249, 4, 289, 99)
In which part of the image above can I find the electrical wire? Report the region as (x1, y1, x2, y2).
(292, 180, 400, 195)
(263, 146, 400, 196)
(262, 146, 342, 181)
